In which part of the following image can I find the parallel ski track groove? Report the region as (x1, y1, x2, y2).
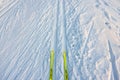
(108, 40, 119, 80)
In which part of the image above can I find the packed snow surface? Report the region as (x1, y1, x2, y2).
(0, 0, 120, 80)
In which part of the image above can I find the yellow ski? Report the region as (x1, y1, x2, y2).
(63, 51, 68, 80)
(49, 50, 54, 80)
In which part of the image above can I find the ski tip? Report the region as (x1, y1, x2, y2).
(51, 50, 54, 54)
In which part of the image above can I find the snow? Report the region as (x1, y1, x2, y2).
(0, 0, 120, 80)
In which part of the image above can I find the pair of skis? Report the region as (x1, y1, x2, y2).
(49, 50, 68, 80)
(49, 0, 68, 79)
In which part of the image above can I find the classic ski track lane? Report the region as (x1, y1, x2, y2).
(60, 0, 68, 79)
(50, 0, 59, 79)
(60, 0, 67, 51)
(55, 0, 59, 80)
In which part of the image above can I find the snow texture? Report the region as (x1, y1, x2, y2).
(0, 0, 120, 80)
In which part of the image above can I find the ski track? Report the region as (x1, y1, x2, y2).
(108, 40, 119, 80)
(50, 0, 59, 79)
(0, 0, 120, 80)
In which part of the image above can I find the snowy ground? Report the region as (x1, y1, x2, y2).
(0, 0, 120, 80)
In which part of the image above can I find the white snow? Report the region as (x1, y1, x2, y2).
(0, 0, 120, 80)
